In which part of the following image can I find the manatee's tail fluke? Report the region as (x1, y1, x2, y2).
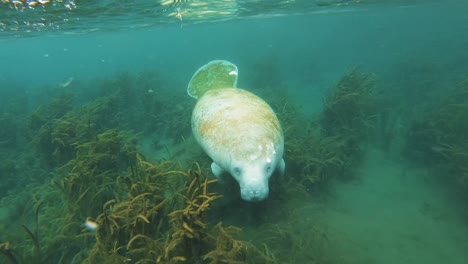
(187, 60, 238, 99)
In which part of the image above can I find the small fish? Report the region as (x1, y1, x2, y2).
(59, 77, 74, 88)
(84, 218, 98, 231)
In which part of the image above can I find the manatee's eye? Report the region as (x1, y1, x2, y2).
(233, 167, 241, 176)
(266, 165, 272, 173)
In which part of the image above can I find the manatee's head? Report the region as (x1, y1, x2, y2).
(230, 158, 277, 202)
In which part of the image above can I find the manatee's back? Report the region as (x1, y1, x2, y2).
(191, 88, 283, 165)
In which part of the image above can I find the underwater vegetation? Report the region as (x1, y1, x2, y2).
(87, 157, 269, 264)
(273, 69, 378, 188)
(28, 70, 192, 168)
(0, 128, 135, 264)
(1, 128, 272, 264)
(251, 205, 332, 264)
(320, 69, 377, 139)
(100, 70, 193, 144)
(318, 69, 378, 179)
(406, 78, 468, 186)
(371, 60, 454, 156)
(53, 129, 136, 219)
(1, 66, 382, 264)
(0, 89, 49, 199)
(0, 113, 21, 193)
(31, 94, 119, 167)
(243, 59, 380, 188)
(0, 113, 19, 149)
(0, 69, 275, 264)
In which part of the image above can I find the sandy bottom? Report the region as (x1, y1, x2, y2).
(319, 148, 468, 264)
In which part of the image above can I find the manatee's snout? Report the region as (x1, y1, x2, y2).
(240, 183, 269, 202)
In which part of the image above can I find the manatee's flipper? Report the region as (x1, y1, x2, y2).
(278, 158, 285, 178)
(211, 162, 226, 183)
(187, 60, 238, 99)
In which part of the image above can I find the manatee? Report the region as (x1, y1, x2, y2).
(188, 60, 285, 202)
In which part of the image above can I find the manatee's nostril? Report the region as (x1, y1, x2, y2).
(249, 190, 261, 197)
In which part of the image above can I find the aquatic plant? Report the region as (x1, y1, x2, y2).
(0, 186, 99, 264)
(318, 69, 377, 179)
(320, 69, 377, 139)
(253, 217, 330, 264)
(24, 201, 44, 256)
(1, 68, 359, 264)
(162, 166, 219, 262)
(0, 113, 19, 149)
(1, 128, 134, 264)
(278, 103, 331, 186)
(204, 223, 275, 264)
(0, 241, 18, 264)
(288, 130, 356, 187)
(84, 152, 274, 264)
(1, 69, 204, 263)
(0, 200, 48, 264)
(29, 93, 74, 132)
(268, 69, 378, 188)
(31, 93, 122, 167)
(0, 158, 18, 194)
(53, 128, 135, 219)
(406, 78, 468, 185)
(96, 70, 192, 141)
(86, 155, 178, 263)
(87, 156, 238, 263)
